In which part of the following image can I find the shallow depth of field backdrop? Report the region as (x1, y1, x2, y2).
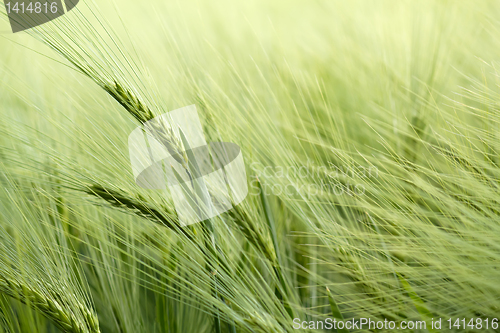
(0, 0, 500, 332)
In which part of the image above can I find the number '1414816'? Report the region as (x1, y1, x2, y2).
(5, 2, 58, 14)
(447, 318, 499, 330)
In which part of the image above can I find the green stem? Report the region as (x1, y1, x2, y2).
(326, 287, 349, 333)
(257, 178, 295, 319)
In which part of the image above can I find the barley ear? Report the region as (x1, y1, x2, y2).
(84, 184, 196, 240)
(0, 275, 100, 333)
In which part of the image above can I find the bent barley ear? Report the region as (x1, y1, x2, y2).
(103, 80, 188, 167)
(0, 275, 99, 333)
(84, 185, 179, 227)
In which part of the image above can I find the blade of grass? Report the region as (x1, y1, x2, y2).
(326, 287, 349, 333)
(398, 274, 435, 333)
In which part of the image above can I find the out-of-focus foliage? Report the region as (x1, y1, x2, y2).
(0, 0, 500, 332)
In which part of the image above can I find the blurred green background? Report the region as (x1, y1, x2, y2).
(0, 0, 500, 332)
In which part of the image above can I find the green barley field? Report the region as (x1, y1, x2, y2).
(1, 0, 500, 332)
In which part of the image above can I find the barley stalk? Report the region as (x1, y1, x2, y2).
(40, 36, 188, 167)
(39, 30, 277, 331)
(84, 185, 197, 240)
(102, 80, 188, 167)
(0, 275, 100, 333)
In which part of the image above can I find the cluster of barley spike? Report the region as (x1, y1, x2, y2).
(0, 274, 100, 333)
